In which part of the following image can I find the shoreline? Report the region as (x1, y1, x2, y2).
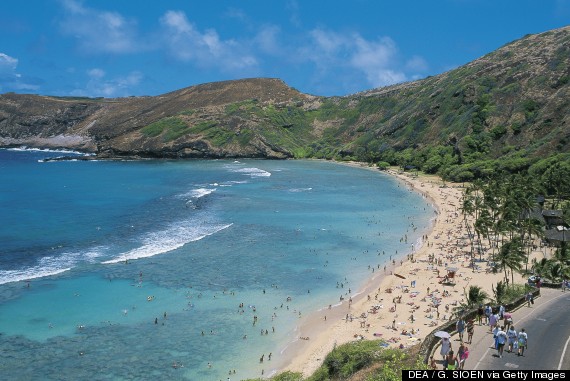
(273, 163, 512, 377)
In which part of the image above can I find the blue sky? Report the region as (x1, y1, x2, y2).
(1, 0, 569, 97)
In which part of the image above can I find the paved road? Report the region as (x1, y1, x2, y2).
(433, 288, 570, 370)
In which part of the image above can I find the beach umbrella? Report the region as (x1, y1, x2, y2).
(434, 331, 451, 339)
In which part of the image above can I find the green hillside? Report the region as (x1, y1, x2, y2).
(1, 26, 569, 180)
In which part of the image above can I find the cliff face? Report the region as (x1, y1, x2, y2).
(1, 26, 569, 161)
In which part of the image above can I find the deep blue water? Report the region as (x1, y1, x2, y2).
(0, 148, 434, 380)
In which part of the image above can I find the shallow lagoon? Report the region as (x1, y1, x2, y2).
(0, 151, 434, 380)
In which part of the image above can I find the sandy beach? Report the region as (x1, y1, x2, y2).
(275, 165, 544, 377)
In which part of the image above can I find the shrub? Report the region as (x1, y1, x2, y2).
(316, 340, 382, 379)
(489, 125, 507, 140)
(377, 161, 391, 170)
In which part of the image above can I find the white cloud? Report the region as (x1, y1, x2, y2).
(254, 25, 282, 55)
(87, 68, 105, 79)
(0, 52, 40, 92)
(0, 53, 18, 73)
(50, 2, 424, 95)
(72, 70, 143, 97)
(223, 8, 248, 23)
(286, 0, 302, 28)
(159, 10, 258, 71)
(406, 55, 428, 72)
(350, 35, 406, 86)
(59, 0, 142, 54)
(298, 28, 408, 88)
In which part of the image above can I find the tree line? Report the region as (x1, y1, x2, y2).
(457, 163, 569, 307)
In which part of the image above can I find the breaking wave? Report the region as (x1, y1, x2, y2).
(101, 222, 233, 264)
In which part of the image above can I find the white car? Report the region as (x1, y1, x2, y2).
(527, 275, 539, 284)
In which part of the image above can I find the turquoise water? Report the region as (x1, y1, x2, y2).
(0, 149, 434, 380)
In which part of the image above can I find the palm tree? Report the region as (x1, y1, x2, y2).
(521, 217, 544, 273)
(547, 262, 570, 282)
(492, 281, 507, 305)
(531, 257, 552, 279)
(496, 237, 526, 286)
(553, 242, 570, 265)
(461, 180, 486, 267)
(461, 188, 476, 268)
(464, 285, 489, 307)
(475, 209, 493, 262)
(542, 163, 570, 208)
(455, 285, 489, 316)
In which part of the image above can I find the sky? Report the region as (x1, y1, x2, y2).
(1, 0, 569, 97)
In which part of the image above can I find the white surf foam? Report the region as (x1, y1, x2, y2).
(6, 146, 93, 156)
(0, 245, 112, 285)
(0, 267, 71, 285)
(233, 167, 271, 178)
(102, 222, 233, 264)
(0, 254, 74, 285)
(178, 188, 217, 199)
(288, 187, 313, 193)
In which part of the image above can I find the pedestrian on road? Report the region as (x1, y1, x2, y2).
(492, 325, 500, 349)
(489, 311, 499, 331)
(517, 328, 528, 356)
(477, 305, 484, 325)
(458, 342, 469, 370)
(429, 356, 437, 370)
(440, 337, 451, 360)
(484, 304, 492, 324)
(445, 350, 458, 370)
(466, 319, 475, 344)
(496, 326, 507, 358)
(525, 292, 534, 307)
(456, 317, 466, 342)
(507, 325, 518, 353)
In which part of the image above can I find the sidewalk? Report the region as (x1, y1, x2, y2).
(431, 287, 563, 369)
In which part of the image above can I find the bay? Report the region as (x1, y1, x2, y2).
(0, 149, 433, 380)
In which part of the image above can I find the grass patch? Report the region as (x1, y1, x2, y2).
(141, 117, 188, 139)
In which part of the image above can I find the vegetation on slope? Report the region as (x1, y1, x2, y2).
(0, 27, 569, 166)
(244, 341, 428, 381)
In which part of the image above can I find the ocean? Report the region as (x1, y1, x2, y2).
(0, 148, 434, 380)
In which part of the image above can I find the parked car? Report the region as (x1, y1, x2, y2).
(528, 275, 541, 285)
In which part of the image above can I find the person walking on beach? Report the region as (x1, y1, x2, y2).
(517, 328, 528, 356)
